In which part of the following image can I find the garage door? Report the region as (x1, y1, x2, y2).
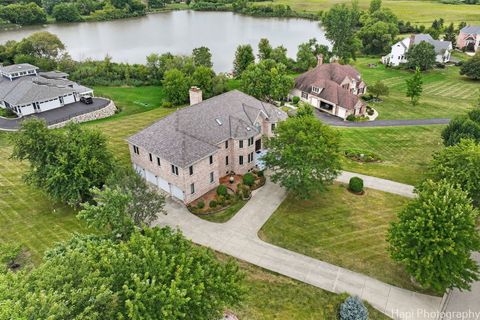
(145, 170, 157, 185)
(337, 107, 347, 119)
(171, 185, 184, 201)
(157, 177, 169, 193)
(133, 164, 145, 178)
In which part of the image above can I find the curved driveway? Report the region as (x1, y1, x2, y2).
(315, 110, 450, 127)
(154, 173, 441, 320)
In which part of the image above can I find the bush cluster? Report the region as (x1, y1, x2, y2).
(242, 173, 255, 187)
(344, 148, 381, 163)
(348, 177, 364, 194)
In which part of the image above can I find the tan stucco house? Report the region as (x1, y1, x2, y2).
(127, 89, 287, 204)
(290, 56, 367, 119)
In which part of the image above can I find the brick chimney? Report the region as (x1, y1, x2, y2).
(317, 54, 323, 66)
(189, 86, 202, 106)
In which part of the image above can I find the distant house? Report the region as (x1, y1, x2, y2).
(0, 63, 93, 116)
(127, 89, 287, 204)
(290, 55, 367, 120)
(382, 34, 452, 66)
(457, 25, 480, 52)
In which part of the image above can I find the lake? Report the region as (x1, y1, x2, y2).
(0, 11, 328, 72)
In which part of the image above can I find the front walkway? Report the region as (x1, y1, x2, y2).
(153, 171, 441, 320)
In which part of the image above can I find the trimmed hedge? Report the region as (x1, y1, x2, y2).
(348, 177, 364, 194)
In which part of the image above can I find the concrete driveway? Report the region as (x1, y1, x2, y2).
(153, 171, 441, 320)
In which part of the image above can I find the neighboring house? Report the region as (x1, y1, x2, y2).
(382, 34, 452, 66)
(457, 25, 480, 52)
(127, 88, 288, 204)
(0, 63, 93, 116)
(290, 55, 367, 120)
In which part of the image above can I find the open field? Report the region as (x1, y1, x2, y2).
(260, 0, 480, 24)
(353, 57, 478, 120)
(339, 125, 444, 185)
(258, 183, 426, 292)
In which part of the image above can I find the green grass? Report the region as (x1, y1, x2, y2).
(259, 0, 480, 24)
(339, 125, 444, 185)
(353, 57, 478, 120)
(259, 183, 427, 293)
(198, 200, 248, 223)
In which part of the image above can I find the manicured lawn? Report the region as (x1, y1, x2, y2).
(229, 255, 390, 319)
(260, 0, 480, 24)
(198, 200, 248, 223)
(339, 125, 444, 185)
(352, 57, 477, 120)
(258, 184, 425, 292)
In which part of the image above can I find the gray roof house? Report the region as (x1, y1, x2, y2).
(127, 89, 287, 203)
(457, 25, 480, 52)
(0, 64, 93, 116)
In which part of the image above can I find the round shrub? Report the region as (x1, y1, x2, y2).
(197, 200, 205, 209)
(216, 185, 227, 196)
(209, 200, 217, 208)
(217, 195, 225, 206)
(242, 173, 255, 187)
(348, 177, 364, 193)
(346, 114, 356, 122)
(339, 296, 368, 320)
(292, 96, 300, 104)
(256, 170, 264, 177)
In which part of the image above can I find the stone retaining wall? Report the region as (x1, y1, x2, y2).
(48, 100, 116, 129)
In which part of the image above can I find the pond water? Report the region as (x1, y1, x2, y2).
(0, 10, 329, 72)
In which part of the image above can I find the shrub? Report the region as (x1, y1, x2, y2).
(209, 200, 217, 208)
(346, 114, 356, 121)
(217, 195, 225, 206)
(197, 200, 205, 209)
(162, 101, 173, 108)
(348, 177, 364, 193)
(292, 96, 300, 104)
(242, 173, 255, 187)
(339, 296, 368, 320)
(344, 148, 381, 162)
(216, 184, 227, 196)
(257, 170, 264, 177)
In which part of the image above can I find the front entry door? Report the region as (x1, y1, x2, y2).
(255, 139, 261, 151)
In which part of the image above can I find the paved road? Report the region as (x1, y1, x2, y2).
(153, 172, 441, 320)
(315, 110, 450, 127)
(0, 98, 110, 131)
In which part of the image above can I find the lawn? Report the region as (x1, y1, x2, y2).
(352, 57, 478, 120)
(259, 0, 480, 24)
(339, 125, 444, 185)
(258, 183, 424, 292)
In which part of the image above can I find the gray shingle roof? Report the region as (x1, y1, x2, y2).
(127, 90, 287, 168)
(0, 63, 38, 74)
(0, 74, 91, 106)
(460, 25, 480, 34)
(412, 34, 452, 55)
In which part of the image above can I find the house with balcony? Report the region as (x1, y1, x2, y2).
(457, 25, 480, 52)
(127, 88, 287, 204)
(290, 55, 367, 119)
(0, 63, 93, 116)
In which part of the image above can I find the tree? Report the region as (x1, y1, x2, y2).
(358, 7, 398, 55)
(162, 68, 190, 105)
(368, 80, 389, 99)
(233, 44, 255, 77)
(368, 0, 381, 13)
(10, 119, 114, 206)
(295, 38, 331, 71)
(442, 108, 480, 146)
(0, 228, 244, 319)
(192, 66, 216, 98)
(148, 0, 165, 8)
(388, 179, 480, 293)
(429, 139, 480, 206)
(192, 46, 213, 68)
(406, 41, 436, 70)
(444, 23, 456, 48)
(16, 32, 65, 60)
(322, 3, 361, 63)
(0, 3, 46, 25)
(460, 52, 480, 80)
(52, 3, 83, 22)
(270, 45, 289, 66)
(296, 102, 314, 118)
(405, 67, 423, 105)
(258, 38, 272, 60)
(240, 59, 293, 101)
(0, 243, 21, 272)
(262, 116, 341, 199)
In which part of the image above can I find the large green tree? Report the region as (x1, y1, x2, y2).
(162, 68, 191, 105)
(258, 38, 273, 60)
(442, 108, 480, 146)
(405, 67, 423, 105)
(358, 4, 398, 55)
(295, 38, 331, 71)
(429, 139, 480, 206)
(388, 179, 480, 293)
(192, 46, 213, 68)
(368, 80, 389, 99)
(406, 41, 436, 70)
(0, 2, 46, 25)
(192, 66, 216, 98)
(460, 52, 480, 80)
(263, 115, 341, 198)
(240, 59, 293, 101)
(16, 31, 65, 60)
(52, 3, 83, 22)
(10, 119, 114, 206)
(233, 44, 255, 77)
(0, 228, 244, 319)
(321, 3, 361, 63)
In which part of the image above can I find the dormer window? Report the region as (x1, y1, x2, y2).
(312, 86, 320, 93)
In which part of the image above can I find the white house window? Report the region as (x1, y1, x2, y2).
(190, 183, 195, 194)
(171, 165, 179, 176)
(312, 86, 320, 93)
(248, 152, 254, 163)
(149, 153, 153, 162)
(225, 156, 229, 165)
(301, 92, 308, 99)
(189, 165, 194, 175)
(239, 140, 244, 148)
(133, 145, 140, 155)
(210, 172, 214, 183)
(225, 140, 229, 148)
(239, 155, 244, 165)
(248, 137, 254, 146)
(209, 155, 213, 164)
(157, 157, 161, 166)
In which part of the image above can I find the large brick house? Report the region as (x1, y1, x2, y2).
(290, 55, 367, 120)
(127, 89, 287, 204)
(457, 25, 480, 52)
